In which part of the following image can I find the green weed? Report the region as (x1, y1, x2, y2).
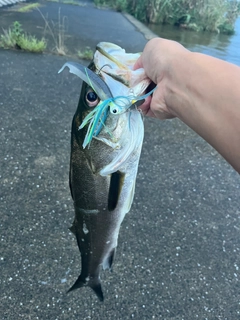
(94, 0, 127, 11)
(37, 8, 67, 55)
(94, 0, 240, 34)
(17, 35, 47, 52)
(0, 21, 46, 52)
(0, 29, 16, 48)
(17, 3, 41, 12)
(77, 48, 94, 60)
(47, 0, 86, 5)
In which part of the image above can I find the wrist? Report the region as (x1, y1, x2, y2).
(162, 47, 194, 118)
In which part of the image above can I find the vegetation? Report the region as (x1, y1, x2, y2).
(94, 0, 240, 34)
(0, 21, 46, 52)
(0, 13, 93, 59)
(37, 8, 67, 55)
(17, 3, 41, 12)
(47, 0, 86, 6)
(77, 48, 94, 60)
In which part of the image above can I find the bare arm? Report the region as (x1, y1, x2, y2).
(135, 38, 240, 173)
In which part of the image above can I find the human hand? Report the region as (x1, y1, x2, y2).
(134, 38, 189, 120)
(134, 38, 240, 173)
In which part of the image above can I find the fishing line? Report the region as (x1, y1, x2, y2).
(85, 67, 96, 93)
(97, 64, 113, 75)
(80, 68, 156, 149)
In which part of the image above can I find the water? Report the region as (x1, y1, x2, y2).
(148, 17, 240, 66)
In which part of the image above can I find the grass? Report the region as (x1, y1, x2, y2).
(17, 34, 47, 52)
(47, 0, 86, 5)
(0, 8, 94, 58)
(2, 7, 69, 55)
(0, 29, 16, 48)
(0, 19, 93, 58)
(0, 12, 89, 58)
(77, 48, 93, 60)
(37, 8, 68, 55)
(94, 0, 240, 34)
(17, 3, 41, 12)
(0, 21, 46, 52)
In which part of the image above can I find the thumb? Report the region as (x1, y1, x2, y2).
(133, 55, 143, 70)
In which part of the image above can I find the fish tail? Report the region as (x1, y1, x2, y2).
(67, 274, 104, 302)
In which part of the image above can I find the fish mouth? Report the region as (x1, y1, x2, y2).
(95, 45, 129, 86)
(96, 43, 129, 71)
(94, 42, 151, 95)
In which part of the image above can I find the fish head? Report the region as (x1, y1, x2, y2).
(59, 42, 151, 172)
(94, 42, 151, 109)
(84, 42, 151, 144)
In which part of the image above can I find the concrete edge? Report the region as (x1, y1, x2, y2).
(123, 13, 158, 41)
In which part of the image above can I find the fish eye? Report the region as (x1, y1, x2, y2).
(85, 89, 99, 107)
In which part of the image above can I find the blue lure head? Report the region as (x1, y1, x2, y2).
(108, 86, 157, 115)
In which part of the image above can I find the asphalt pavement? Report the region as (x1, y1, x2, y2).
(1, 1, 240, 319)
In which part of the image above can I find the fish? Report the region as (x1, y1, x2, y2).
(59, 42, 151, 301)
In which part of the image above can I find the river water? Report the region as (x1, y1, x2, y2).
(148, 17, 240, 66)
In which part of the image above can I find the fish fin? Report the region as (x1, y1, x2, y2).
(67, 275, 85, 293)
(69, 171, 73, 199)
(89, 280, 104, 302)
(69, 225, 76, 235)
(100, 111, 144, 176)
(103, 248, 116, 270)
(126, 180, 136, 213)
(108, 248, 116, 269)
(67, 275, 104, 302)
(108, 171, 124, 211)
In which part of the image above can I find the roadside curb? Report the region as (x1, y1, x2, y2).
(123, 13, 158, 41)
(0, 0, 25, 8)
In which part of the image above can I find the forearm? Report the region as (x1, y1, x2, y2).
(165, 51, 240, 173)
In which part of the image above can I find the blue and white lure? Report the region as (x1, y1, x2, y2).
(59, 61, 156, 149)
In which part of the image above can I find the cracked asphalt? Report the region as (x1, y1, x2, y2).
(0, 1, 240, 319)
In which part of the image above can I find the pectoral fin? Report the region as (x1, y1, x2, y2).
(108, 171, 124, 211)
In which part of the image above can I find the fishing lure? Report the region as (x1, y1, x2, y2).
(59, 61, 156, 149)
(79, 87, 156, 148)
